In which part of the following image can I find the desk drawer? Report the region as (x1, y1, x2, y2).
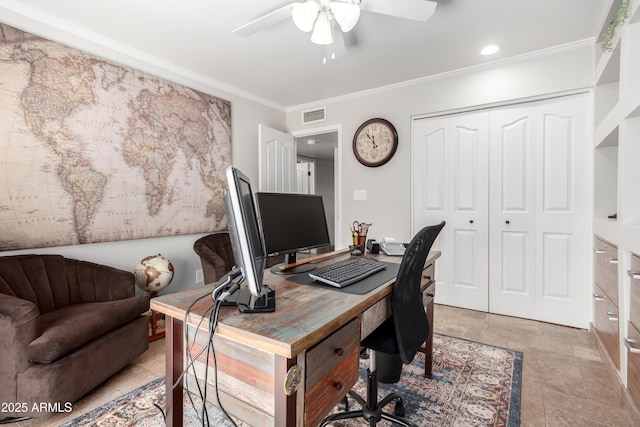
(594, 236, 618, 304)
(593, 284, 620, 369)
(625, 322, 640, 409)
(304, 319, 359, 427)
(628, 253, 640, 331)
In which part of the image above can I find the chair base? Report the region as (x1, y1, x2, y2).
(319, 368, 419, 427)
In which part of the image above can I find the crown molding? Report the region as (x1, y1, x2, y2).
(286, 38, 596, 113)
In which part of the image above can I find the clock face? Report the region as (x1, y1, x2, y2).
(353, 118, 398, 167)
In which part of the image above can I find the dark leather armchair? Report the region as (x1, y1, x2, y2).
(193, 232, 285, 284)
(0, 254, 149, 419)
(193, 232, 236, 285)
(320, 221, 446, 426)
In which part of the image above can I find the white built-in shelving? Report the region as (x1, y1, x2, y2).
(593, 0, 640, 413)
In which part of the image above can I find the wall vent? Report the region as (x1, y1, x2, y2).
(302, 107, 326, 124)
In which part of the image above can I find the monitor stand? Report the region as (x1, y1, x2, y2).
(270, 253, 316, 275)
(223, 286, 276, 313)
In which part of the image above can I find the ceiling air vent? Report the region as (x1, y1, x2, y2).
(302, 107, 326, 125)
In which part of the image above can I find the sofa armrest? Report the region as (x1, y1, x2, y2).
(0, 293, 39, 375)
(65, 259, 136, 303)
(195, 246, 231, 284)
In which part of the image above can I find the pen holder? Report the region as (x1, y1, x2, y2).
(350, 234, 367, 256)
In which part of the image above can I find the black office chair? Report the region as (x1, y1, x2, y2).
(320, 221, 445, 427)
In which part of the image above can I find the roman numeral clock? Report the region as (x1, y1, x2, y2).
(353, 118, 398, 167)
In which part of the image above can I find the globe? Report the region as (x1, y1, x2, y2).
(135, 254, 174, 295)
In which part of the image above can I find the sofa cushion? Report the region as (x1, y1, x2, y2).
(28, 296, 149, 364)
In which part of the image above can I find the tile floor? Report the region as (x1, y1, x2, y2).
(11, 304, 640, 426)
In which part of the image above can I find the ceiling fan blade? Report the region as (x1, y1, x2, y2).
(233, 3, 296, 37)
(360, 0, 437, 22)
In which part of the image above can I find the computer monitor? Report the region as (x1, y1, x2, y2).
(255, 192, 331, 274)
(224, 166, 274, 312)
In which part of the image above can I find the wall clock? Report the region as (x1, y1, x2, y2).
(353, 118, 398, 167)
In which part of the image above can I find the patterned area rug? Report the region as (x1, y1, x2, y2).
(61, 334, 522, 426)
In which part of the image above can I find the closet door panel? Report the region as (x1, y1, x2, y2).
(412, 117, 450, 304)
(448, 114, 489, 311)
(535, 95, 590, 328)
(489, 106, 536, 319)
(412, 112, 489, 311)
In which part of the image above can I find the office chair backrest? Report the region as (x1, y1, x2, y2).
(392, 221, 445, 364)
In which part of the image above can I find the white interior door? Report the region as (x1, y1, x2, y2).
(412, 111, 490, 311)
(296, 160, 316, 194)
(489, 94, 591, 328)
(258, 124, 296, 192)
(412, 93, 591, 328)
(533, 95, 590, 328)
(488, 105, 537, 319)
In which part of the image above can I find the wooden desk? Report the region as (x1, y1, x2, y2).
(151, 251, 440, 427)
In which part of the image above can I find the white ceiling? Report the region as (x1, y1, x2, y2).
(0, 0, 610, 109)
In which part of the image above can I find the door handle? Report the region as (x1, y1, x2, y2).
(624, 338, 640, 354)
(469, 219, 474, 224)
(592, 293, 607, 302)
(505, 220, 510, 224)
(627, 270, 640, 280)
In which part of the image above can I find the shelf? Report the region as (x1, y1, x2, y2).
(594, 216, 619, 245)
(618, 224, 640, 254)
(596, 41, 621, 85)
(595, 108, 620, 147)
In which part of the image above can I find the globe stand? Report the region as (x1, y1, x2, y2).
(148, 308, 165, 342)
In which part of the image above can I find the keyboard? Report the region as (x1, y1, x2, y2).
(309, 256, 387, 288)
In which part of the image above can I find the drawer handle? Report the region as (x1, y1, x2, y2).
(606, 311, 619, 322)
(606, 257, 618, 264)
(624, 338, 640, 354)
(334, 348, 344, 357)
(426, 293, 435, 298)
(627, 270, 640, 280)
(333, 381, 343, 390)
(594, 249, 606, 254)
(423, 275, 432, 281)
(592, 293, 607, 302)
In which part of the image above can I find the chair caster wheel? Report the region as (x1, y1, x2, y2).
(337, 395, 349, 411)
(394, 399, 405, 417)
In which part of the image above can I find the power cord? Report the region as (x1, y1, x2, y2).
(160, 269, 243, 427)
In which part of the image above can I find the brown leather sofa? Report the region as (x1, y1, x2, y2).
(0, 254, 149, 418)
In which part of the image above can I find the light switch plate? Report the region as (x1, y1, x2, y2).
(353, 189, 367, 200)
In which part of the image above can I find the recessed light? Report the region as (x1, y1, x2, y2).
(481, 45, 500, 56)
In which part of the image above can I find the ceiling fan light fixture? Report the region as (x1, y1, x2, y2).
(292, 1, 320, 32)
(330, 1, 360, 32)
(310, 11, 334, 45)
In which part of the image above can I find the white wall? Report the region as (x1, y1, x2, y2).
(286, 44, 595, 247)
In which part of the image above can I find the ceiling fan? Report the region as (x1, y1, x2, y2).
(232, 0, 437, 46)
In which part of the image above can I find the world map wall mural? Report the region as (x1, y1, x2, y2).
(0, 24, 231, 250)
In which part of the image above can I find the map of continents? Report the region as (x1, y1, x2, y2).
(0, 29, 230, 250)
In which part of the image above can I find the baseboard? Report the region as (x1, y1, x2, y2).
(590, 324, 640, 425)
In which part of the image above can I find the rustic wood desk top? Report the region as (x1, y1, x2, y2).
(151, 251, 440, 359)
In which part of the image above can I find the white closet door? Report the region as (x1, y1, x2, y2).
(488, 105, 537, 319)
(488, 94, 591, 327)
(413, 112, 489, 311)
(533, 95, 590, 328)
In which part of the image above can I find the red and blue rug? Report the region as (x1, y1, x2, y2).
(62, 334, 522, 426)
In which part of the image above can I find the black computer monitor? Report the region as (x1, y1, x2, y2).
(255, 192, 331, 274)
(224, 167, 274, 312)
